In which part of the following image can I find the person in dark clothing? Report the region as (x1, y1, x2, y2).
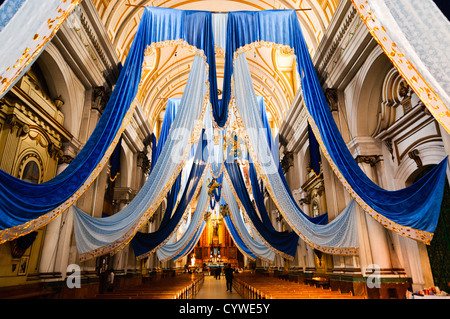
(214, 266, 220, 279)
(224, 263, 234, 292)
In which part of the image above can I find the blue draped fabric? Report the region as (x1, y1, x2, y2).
(159, 173, 182, 229)
(130, 130, 208, 258)
(109, 137, 122, 182)
(0, 6, 222, 243)
(152, 98, 182, 228)
(153, 98, 180, 169)
(225, 161, 299, 259)
(254, 94, 328, 225)
(73, 52, 209, 261)
(222, 179, 276, 262)
(0, 7, 150, 239)
(226, 9, 447, 243)
(156, 174, 210, 262)
(223, 215, 257, 261)
(0, 0, 27, 32)
(172, 221, 206, 261)
(308, 124, 321, 177)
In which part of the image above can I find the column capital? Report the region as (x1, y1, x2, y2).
(355, 155, 382, 167)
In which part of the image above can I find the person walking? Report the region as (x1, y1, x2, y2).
(224, 263, 234, 292)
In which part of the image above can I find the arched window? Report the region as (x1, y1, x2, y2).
(21, 160, 40, 184)
(11, 158, 41, 260)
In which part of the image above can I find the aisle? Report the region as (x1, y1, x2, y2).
(195, 275, 242, 299)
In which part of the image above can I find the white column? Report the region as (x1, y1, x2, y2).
(39, 160, 74, 279)
(357, 159, 393, 276)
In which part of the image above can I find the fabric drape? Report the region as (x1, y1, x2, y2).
(234, 52, 360, 255)
(308, 124, 321, 177)
(225, 162, 299, 259)
(152, 98, 182, 228)
(253, 94, 328, 225)
(228, 9, 447, 245)
(156, 173, 210, 262)
(130, 130, 209, 259)
(352, 0, 450, 133)
(152, 98, 181, 169)
(223, 214, 257, 261)
(172, 221, 206, 262)
(0, 5, 150, 243)
(222, 179, 276, 263)
(73, 50, 209, 261)
(0, 0, 81, 99)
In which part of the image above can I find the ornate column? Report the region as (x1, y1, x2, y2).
(354, 154, 396, 278)
(39, 148, 76, 280)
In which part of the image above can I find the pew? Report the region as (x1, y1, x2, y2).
(95, 273, 204, 299)
(233, 273, 366, 299)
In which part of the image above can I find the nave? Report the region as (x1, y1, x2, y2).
(93, 271, 366, 300)
(0, 0, 449, 301)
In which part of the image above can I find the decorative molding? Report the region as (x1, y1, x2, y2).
(58, 154, 74, 165)
(408, 149, 422, 168)
(137, 151, 151, 175)
(355, 155, 381, 167)
(281, 151, 294, 174)
(92, 86, 109, 112)
(325, 88, 339, 112)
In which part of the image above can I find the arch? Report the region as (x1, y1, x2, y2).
(396, 141, 447, 187)
(96, 0, 335, 63)
(348, 46, 392, 138)
(35, 43, 84, 138)
(15, 151, 45, 184)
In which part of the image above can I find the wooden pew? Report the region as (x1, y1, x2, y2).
(233, 273, 366, 299)
(95, 273, 204, 299)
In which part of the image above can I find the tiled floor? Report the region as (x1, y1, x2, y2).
(194, 275, 242, 299)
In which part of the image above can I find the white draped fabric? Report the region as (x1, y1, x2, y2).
(156, 174, 210, 262)
(0, 0, 80, 99)
(233, 53, 359, 255)
(73, 54, 209, 261)
(352, 0, 450, 133)
(173, 221, 206, 262)
(222, 215, 256, 261)
(212, 13, 228, 52)
(222, 179, 276, 263)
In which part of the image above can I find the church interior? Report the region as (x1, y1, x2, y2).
(0, 0, 449, 301)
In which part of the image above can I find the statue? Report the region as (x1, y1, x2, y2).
(220, 204, 230, 218)
(207, 178, 221, 199)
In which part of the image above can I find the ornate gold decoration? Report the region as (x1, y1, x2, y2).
(0, 1, 82, 98)
(351, 0, 450, 134)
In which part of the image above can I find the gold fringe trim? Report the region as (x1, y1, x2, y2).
(222, 187, 274, 264)
(232, 98, 359, 256)
(307, 113, 434, 245)
(0, 1, 82, 97)
(135, 165, 210, 261)
(223, 170, 294, 261)
(351, 0, 450, 134)
(0, 97, 139, 245)
(78, 42, 212, 262)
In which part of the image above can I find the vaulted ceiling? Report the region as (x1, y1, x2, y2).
(92, 0, 339, 132)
